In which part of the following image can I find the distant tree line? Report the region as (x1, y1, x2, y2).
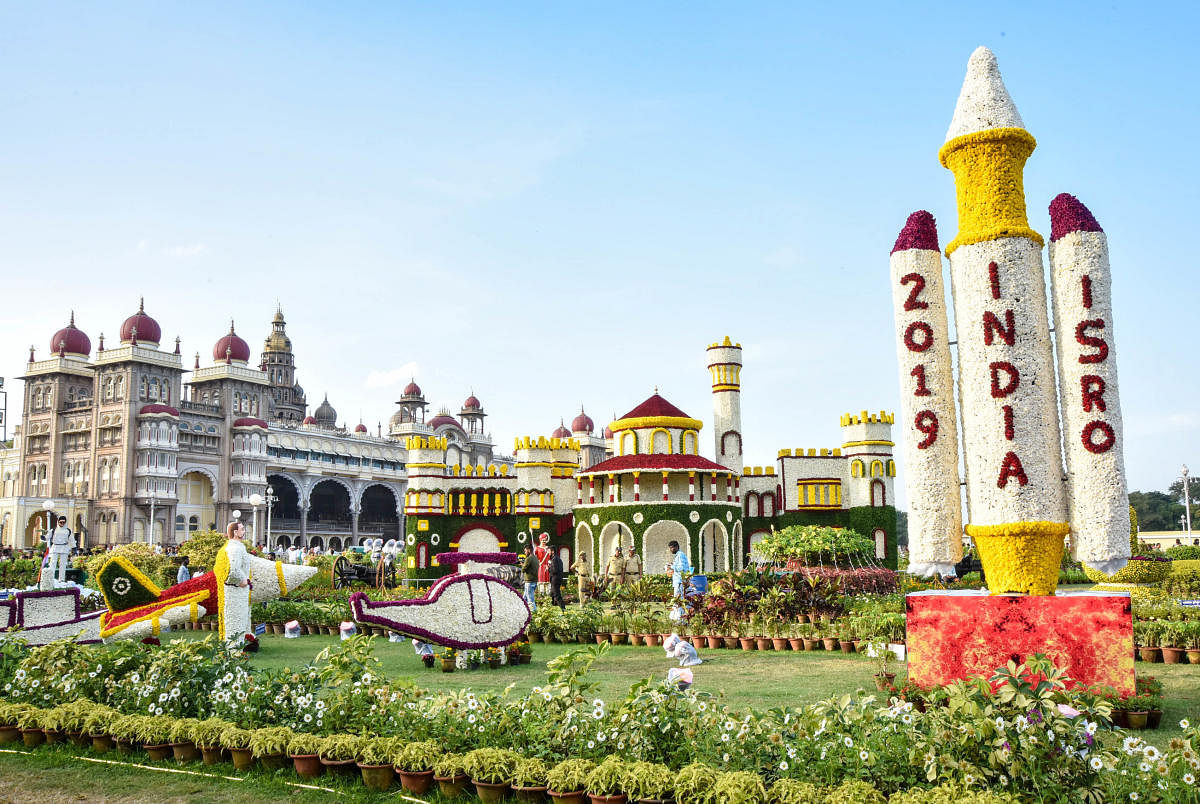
(1130, 476, 1200, 531)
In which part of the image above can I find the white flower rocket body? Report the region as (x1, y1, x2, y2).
(1049, 194, 1130, 574)
(889, 212, 963, 576)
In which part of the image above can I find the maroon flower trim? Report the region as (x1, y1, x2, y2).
(15, 587, 82, 626)
(904, 321, 934, 353)
(1082, 420, 1116, 454)
(891, 210, 939, 254)
(1049, 193, 1103, 242)
(1075, 320, 1108, 364)
(997, 451, 1029, 488)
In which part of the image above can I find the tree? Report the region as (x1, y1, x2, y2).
(1128, 490, 1184, 531)
(895, 510, 908, 549)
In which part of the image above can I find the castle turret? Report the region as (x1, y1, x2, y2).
(514, 436, 556, 515)
(840, 411, 895, 509)
(403, 435, 447, 516)
(707, 336, 743, 475)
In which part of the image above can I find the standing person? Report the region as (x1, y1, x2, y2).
(625, 545, 642, 584)
(605, 547, 626, 587)
(667, 540, 691, 599)
(45, 516, 75, 586)
(520, 545, 538, 612)
(534, 533, 553, 595)
(218, 520, 252, 643)
(571, 552, 594, 605)
(548, 551, 566, 610)
(176, 555, 191, 584)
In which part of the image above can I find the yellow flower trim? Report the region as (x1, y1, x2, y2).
(98, 555, 162, 611)
(98, 590, 210, 638)
(939, 127, 1044, 256)
(965, 520, 1070, 595)
(275, 561, 288, 596)
(1082, 560, 1172, 586)
(214, 546, 230, 638)
(608, 415, 704, 433)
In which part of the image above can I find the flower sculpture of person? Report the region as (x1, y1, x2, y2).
(216, 520, 252, 643)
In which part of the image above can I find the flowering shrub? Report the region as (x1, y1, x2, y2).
(751, 525, 874, 566)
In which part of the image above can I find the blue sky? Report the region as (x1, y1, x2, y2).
(1, 2, 1197, 509)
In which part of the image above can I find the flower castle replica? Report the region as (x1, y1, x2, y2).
(897, 48, 1133, 692)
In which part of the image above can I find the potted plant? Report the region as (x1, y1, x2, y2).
(167, 717, 202, 762)
(394, 739, 440, 794)
(109, 713, 142, 755)
(673, 762, 719, 804)
(547, 757, 596, 803)
(585, 756, 630, 804)
(439, 646, 458, 673)
(250, 726, 294, 770)
(737, 621, 755, 651)
(464, 746, 520, 802)
(770, 779, 826, 803)
(15, 705, 45, 748)
(433, 752, 470, 799)
(1138, 676, 1165, 729)
(1161, 622, 1186, 664)
(358, 736, 398, 791)
(135, 715, 176, 762)
(485, 647, 503, 669)
(713, 770, 769, 802)
(769, 620, 789, 652)
(1135, 621, 1161, 663)
(519, 639, 534, 664)
(0, 704, 24, 744)
(872, 644, 896, 691)
(190, 717, 231, 765)
(799, 623, 818, 652)
(318, 733, 363, 776)
(820, 624, 839, 652)
(1187, 621, 1200, 665)
(38, 706, 67, 745)
(787, 622, 804, 652)
(513, 756, 550, 802)
(625, 761, 673, 804)
(288, 732, 324, 779)
(1124, 693, 1153, 730)
(609, 614, 628, 646)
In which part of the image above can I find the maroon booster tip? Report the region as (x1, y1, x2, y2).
(891, 210, 939, 255)
(1049, 193, 1103, 242)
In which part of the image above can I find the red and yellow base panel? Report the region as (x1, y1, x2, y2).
(905, 590, 1134, 694)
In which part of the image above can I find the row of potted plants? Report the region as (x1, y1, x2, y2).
(1132, 620, 1200, 663)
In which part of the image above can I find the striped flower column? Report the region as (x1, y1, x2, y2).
(890, 211, 963, 576)
(1049, 193, 1131, 575)
(941, 47, 1068, 594)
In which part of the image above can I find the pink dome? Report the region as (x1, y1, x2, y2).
(50, 313, 91, 357)
(232, 417, 268, 429)
(571, 409, 594, 434)
(551, 423, 571, 439)
(603, 425, 614, 439)
(213, 321, 251, 364)
(354, 423, 368, 433)
(463, 394, 482, 410)
(120, 299, 161, 346)
(403, 381, 422, 397)
(429, 413, 461, 430)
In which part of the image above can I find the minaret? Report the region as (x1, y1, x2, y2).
(941, 47, 1068, 594)
(706, 336, 743, 475)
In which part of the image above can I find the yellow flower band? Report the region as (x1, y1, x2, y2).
(939, 127, 1044, 256)
(608, 415, 704, 433)
(964, 521, 1070, 539)
(275, 561, 288, 596)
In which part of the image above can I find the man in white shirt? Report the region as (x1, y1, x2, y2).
(46, 516, 75, 586)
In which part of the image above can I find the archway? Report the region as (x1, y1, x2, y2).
(748, 530, 771, 563)
(574, 524, 593, 568)
(873, 528, 887, 560)
(309, 536, 324, 551)
(177, 471, 216, 536)
(732, 521, 743, 568)
(360, 484, 400, 541)
(24, 512, 49, 550)
(641, 520, 690, 578)
(329, 536, 342, 552)
(456, 526, 501, 552)
(698, 519, 728, 573)
(871, 479, 886, 507)
(308, 478, 352, 530)
(275, 535, 290, 550)
(599, 521, 632, 563)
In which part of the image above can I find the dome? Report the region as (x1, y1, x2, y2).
(402, 380, 423, 398)
(551, 421, 571, 439)
(463, 394, 482, 411)
(213, 321, 251, 364)
(49, 313, 91, 358)
(302, 416, 317, 425)
(429, 412, 461, 430)
(314, 394, 337, 426)
(293, 380, 305, 398)
(603, 425, 614, 439)
(120, 298, 162, 346)
(138, 403, 179, 417)
(232, 417, 268, 429)
(571, 408, 594, 434)
(354, 422, 368, 433)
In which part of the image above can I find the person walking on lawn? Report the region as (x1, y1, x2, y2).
(605, 547, 626, 587)
(521, 545, 538, 612)
(572, 552, 594, 605)
(548, 551, 566, 610)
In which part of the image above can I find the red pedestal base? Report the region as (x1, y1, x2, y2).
(905, 591, 1134, 694)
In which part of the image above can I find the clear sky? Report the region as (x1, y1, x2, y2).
(1, 2, 1196, 510)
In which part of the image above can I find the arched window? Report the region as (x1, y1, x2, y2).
(140, 376, 148, 400)
(115, 375, 124, 399)
(870, 460, 884, 477)
(33, 387, 43, 409)
(175, 515, 185, 534)
(886, 459, 896, 477)
(850, 459, 865, 478)
(871, 479, 886, 507)
(99, 459, 108, 494)
(189, 515, 199, 532)
(416, 542, 429, 569)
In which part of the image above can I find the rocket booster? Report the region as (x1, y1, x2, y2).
(889, 212, 963, 576)
(1049, 194, 1130, 575)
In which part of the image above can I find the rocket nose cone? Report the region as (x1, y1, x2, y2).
(946, 45, 1025, 142)
(1049, 193, 1104, 241)
(968, 45, 998, 70)
(280, 562, 319, 590)
(891, 211, 940, 254)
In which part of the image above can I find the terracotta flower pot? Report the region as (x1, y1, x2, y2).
(588, 795, 628, 804)
(873, 672, 895, 691)
(594, 634, 607, 644)
(1148, 709, 1163, 729)
(514, 784, 549, 802)
(772, 638, 790, 651)
(1126, 711, 1149, 730)
(739, 637, 755, 650)
(1187, 649, 1200, 664)
(821, 637, 838, 651)
(146, 743, 174, 761)
(548, 792, 587, 804)
(629, 634, 644, 646)
(289, 753, 323, 778)
(170, 741, 199, 762)
(229, 747, 255, 770)
(705, 636, 722, 649)
(260, 753, 288, 770)
(43, 729, 64, 745)
(441, 661, 456, 673)
(20, 729, 45, 748)
(435, 773, 470, 798)
(839, 640, 855, 654)
(788, 638, 804, 651)
(474, 780, 511, 802)
(322, 756, 359, 776)
(610, 633, 627, 645)
(422, 655, 436, 668)
(0, 725, 20, 744)
(1111, 710, 1130, 728)
(201, 746, 223, 764)
(271, 624, 284, 635)
(1162, 647, 1185, 665)
(359, 763, 395, 791)
(1138, 647, 1161, 663)
(396, 768, 434, 794)
(644, 634, 661, 647)
(802, 638, 819, 651)
(520, 654, 533, 664)
(118, 738, 137, 755)
(756, 638, 771, 650)
(722, 636, 738, 649)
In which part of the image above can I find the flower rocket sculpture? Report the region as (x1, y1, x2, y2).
(349, 552, 531, 649)
(894, 47, 1130, 594)
(96, 553, 318, 641)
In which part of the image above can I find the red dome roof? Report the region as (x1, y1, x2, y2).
(213, 322, 251, 364)
(232, 417, 268, 429)
(618, 393, 691, 421)
(551, 423, 572, 439)
(302, 416, 317, 425)
(120, 299, 162, 346)
(603, 425, 614, 439)
(50, 314, 91, 357)
(354, 423, 368, 433)
(403, 381, 423, 397)
(138, 403, 179, 416)
(429, 413, 461, 430)
(463, 394, 482, 410)
(571, 409, 594, 434)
